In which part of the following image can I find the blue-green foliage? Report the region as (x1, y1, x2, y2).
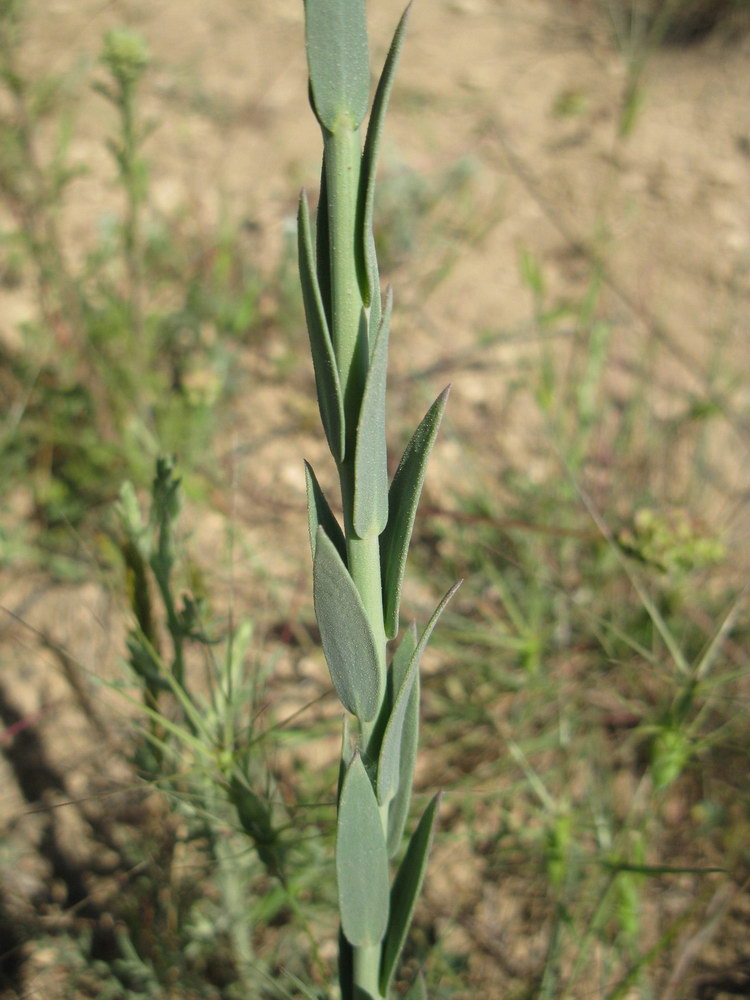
(301, 2, 458, 994)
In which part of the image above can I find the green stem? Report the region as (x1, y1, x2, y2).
(353, 942, 384, 1000)
(326, 118, 389, 999)
(339, 461, 388, 744)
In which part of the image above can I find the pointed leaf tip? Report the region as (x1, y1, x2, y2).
(305, 461, 347, 565)
(298, 193, 346, 462)
(359, 5, 412, 307)
(381, 386, 451, 638)
(380, 792, 442, 993)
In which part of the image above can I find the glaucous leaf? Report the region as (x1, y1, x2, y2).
(358, 3, 411, 312)
(378, 584, 460, 808)
(305, 0, 370, 133)
(353, 289, 392, 538)
(386, 624, 419, 855)
(337, 753, 390, 947)
(313, 528, 382, 721)
(305, 460, 347, 565)
(380, 386, 451, 638)
(298, 192, 345, 462)
(380, 793, 441, 994)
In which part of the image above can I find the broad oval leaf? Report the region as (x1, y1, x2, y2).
(353, 289, 392, 538)
(380, 793, 441, 994)
(337, 753, 390, 947)
(380, 386, 451, 638)
(378, 584, 460, 809)
(313, 528, 382, 721)
(304, 460, 347, 565)
(305, 0, 370, 133)
(298, 193, 345, 462)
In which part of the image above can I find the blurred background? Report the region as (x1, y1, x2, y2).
(0, 1, 749, 997)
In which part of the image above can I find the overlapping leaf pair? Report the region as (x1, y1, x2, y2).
(299, 2, 459, 997)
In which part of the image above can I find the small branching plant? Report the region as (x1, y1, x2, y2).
(299, 3, 459, 997)
(116, 458, 294, 988)
(118, 458, 285, 882)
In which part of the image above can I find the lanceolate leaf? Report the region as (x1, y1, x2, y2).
(380, 386, 451, 638)
(377, 635, 418, 808)
(313, 528, 382, 721)
(304, 460, 347, 565)
(353, 289, 392, 538)
(378, 584, 460, 809)
(305, 0, 370, 133)
(358, 3, 412, 313)
(385, 625, 419, 855)
(298, 193, 345, 462)
(380, 793, 441, 994)
(337, 753, 390, 947)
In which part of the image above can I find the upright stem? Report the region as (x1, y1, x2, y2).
(353, 943, 383, 998)
(324, 118, 388, 704)
(325, 116, 389, 1000)
(340, 463, 388, 742)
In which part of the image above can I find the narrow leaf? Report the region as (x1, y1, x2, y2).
(358, 4, 411, 310)
(353, 289, 392, 538)
(304, 460, 347, 565)
(380, 793, 441, 994)
(378, 648, 417, 809)
(298, 192, 345, 462)
(313, 528, 382, 721)
(386, 626, 419, 855)
(380, 386, 451, 638)
(305, 0, 370, 133)
(378, 584, 460, 809)
(337, 753, 390, 947)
